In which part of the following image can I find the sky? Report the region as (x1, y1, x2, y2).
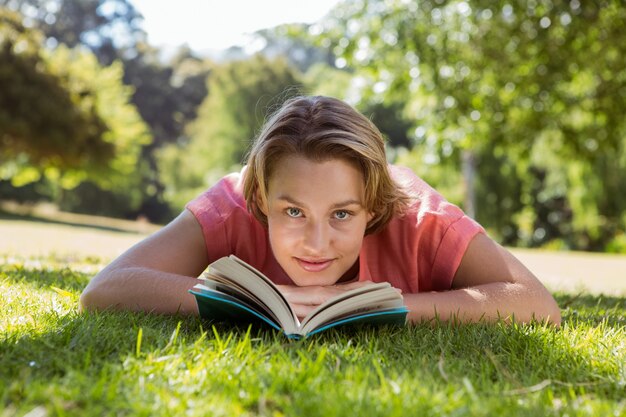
(131, 0, 342, 53)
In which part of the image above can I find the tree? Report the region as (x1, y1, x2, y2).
(1, 9, 105, 185)
(158, 54, 303, 211)
(0, 8, 152, 220)
(47, 45, 153, 216)
(254, 23, 335, 73)
(315, 0, 626, 250)
(0, 9, 149, 193)
(0, 0, 146, 64)
(119, 45, 212, 221)
(1, 2, 212, 221)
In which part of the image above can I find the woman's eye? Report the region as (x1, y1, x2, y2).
(334, 210, 351, 220)
(286, 207, 302, 218)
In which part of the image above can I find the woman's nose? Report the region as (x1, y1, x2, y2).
(302, 221, 330, 254)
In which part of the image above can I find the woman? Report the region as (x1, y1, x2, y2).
(80, 95, 561, 325)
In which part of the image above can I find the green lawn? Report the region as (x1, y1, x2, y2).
(1, 254, 625, 417)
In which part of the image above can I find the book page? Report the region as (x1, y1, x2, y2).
(299, 282, 391, 326)
(200, 275, 280, 324)
(209, 256, 299, 334)
(229, 256, 294, 317)
(300, 285, 404, 334)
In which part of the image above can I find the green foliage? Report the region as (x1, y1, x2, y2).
(396, 146, 465, 208)
(0, 10, 111, 186)
(123, 45, 211, 149)
(113, 46, 211, 221)
(362, 101, 413, 149)
(1, 0, 147, 65)
(1, 255, 625, 416)
(315, 0, 626, 251)
(0, 9, 150, 201)
(303, 62, 353, 99)
(255, 23, 335, 73)
(158, 54, 303, 211)
(606, 233, 626, 254)
(46, 46, 151, 188)
(0, 3, 207, 222)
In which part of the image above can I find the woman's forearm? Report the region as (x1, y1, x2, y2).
(403, 281, 561, 325)
(79, 266, 200, 315)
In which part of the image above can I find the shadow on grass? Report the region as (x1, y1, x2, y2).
(1, 262, 92, 293)
(0, 210, 150, 235)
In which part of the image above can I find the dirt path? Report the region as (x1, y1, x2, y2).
(1, 216, 625, 296)
(510, 248, 626, 296)
(0, 218, 149, 260)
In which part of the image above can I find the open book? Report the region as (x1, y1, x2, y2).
(189, 255, 408, 338)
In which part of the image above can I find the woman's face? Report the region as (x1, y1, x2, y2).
(261, 155, 373, 286)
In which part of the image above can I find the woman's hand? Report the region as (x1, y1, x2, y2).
(276, 280, 382, 320)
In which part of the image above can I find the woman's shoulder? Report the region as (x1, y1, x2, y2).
(387, 164, 484, 233)
(184, 167, 269, 260)
(388, 164, 451, 214)
(186, 168, 248, 220)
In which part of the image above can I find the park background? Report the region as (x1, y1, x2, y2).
(1, 0, 625, 256)
(1, 2, 626, 416)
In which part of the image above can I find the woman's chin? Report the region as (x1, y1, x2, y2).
(289, 274, 339, 287)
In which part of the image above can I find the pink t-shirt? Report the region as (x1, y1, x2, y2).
(186, 165, 484, 293)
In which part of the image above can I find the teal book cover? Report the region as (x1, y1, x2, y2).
(189, 255, 408, 339)
(189, 288, 408, 339)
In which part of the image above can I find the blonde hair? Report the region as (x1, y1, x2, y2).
(243, 95, 409, 235)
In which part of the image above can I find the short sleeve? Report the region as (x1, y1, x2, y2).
(185, 178, 236, 262)
(429, 213, 484, 290)
(184, 169, 276, 270)
(185, 171, 258, 262)
(360, 165, 485, 293)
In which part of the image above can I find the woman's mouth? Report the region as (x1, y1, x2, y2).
(295, 257, 334, 272)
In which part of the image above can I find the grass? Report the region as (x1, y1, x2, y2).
(1, 254, 625, 417)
